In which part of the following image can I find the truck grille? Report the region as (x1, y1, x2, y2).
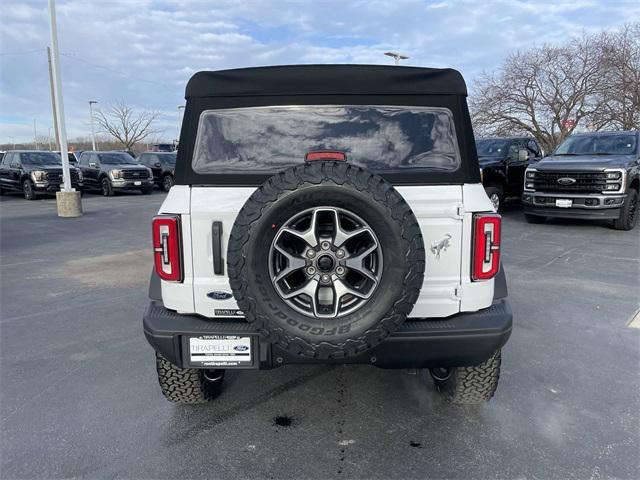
(532, 171, 607, 194)
(122, 169, 149, 180)
(45, 170, 79, 183)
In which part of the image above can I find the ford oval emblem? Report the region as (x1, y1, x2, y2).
(234, 345, 249, 351)
(207, 291, 233, 300)
(557, 177, 576, 185)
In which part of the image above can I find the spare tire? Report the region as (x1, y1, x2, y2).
(227, 161, 425, 359)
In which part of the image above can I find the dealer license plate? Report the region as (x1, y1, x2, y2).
(555, 199, 572, 208)
(134, 181, 142, 186)
(188, 335, 252, 367)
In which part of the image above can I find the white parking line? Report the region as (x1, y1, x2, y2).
(628, 310, 640, 329)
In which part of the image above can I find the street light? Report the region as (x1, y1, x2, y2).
(88, 100, 98, 151)
(48, 126, 53, 150)
(8, 136, 15, 149)
(384, 51, 409, 65)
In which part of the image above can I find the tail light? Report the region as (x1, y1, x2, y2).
(305, 151, 347, 162)
(152, 215, 183, 282)
(472, 213, 501, 281)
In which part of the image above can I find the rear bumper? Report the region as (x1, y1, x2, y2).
(143, 298, 512, 370)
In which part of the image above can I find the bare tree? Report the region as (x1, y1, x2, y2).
(94, 101, 159, 150)
(470, 35, 605, 152)
(590, 23, 640, 131)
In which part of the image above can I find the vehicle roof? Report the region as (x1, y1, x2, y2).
(186, 64, 467, 98)
(476, 136, 534, 141)
(6, 150, 59, 153)
(141, 151, 175, 155)
(567, 130, 638, 137)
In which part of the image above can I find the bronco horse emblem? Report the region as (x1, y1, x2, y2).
(430, 234, 452, 259)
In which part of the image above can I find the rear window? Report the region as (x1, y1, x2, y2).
(192, 105, 461, 174)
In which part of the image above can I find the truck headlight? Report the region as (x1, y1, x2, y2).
(110, 169, 123, 180)
(605, 183, 621, 190)
(31, 171, 46, 182)
(606, 171, 621, 180)
(77, 170, 83, 182)
(525, 170, 536, 179)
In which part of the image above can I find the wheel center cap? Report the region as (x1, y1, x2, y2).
(317, 255, 335, 272)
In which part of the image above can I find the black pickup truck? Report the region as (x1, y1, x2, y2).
(476, 136, 543, 211)
(522, 131, 639, 230)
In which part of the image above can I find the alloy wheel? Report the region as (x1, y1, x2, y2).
(269, 207, 383, 318)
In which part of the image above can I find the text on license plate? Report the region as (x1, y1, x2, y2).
(189, 335, 252, 367)
(556, 199, 572, 208)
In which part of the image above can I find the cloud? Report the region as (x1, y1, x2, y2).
(1, 0, 638, 142)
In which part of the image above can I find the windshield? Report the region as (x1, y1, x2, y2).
(476, 139, 510, 157)
(20, 152, 62, 165)
(161, 153, 176, 165)
(98, 153, 136, 165)
(555, 134, 637, 156)
(193, 105, 460, 174)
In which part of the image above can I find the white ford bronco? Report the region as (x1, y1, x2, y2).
(143, 65, 512, 405)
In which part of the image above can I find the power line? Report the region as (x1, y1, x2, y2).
(0, 49, 45, 56)
(59, 52, 174, 89)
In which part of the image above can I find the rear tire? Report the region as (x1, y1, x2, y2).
(155, 353, 224, 404)
(430, 350, 501, 404)
(525, 213, 545, 224)
(612, 188, 638, 231)
(101, 177, 114, 197)
(23, 180, 35, 200)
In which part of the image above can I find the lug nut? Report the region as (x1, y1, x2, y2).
(306, 249, 316, 258)
(321, 241, 330, 250)
(320, 274, 331, 283)
(306, 266, 316, 275)
(336, 266, 345, 275)
(336, 249, 345, 258)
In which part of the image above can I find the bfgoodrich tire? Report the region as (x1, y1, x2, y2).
(155, 353, 224, 404)
(227, 161, 425, 360)
(430, 350, 501, 404)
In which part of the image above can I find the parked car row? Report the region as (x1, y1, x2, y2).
(0, 150, 177, 199)
(477, 130, 639, 230)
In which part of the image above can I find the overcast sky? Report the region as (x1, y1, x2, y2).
(1, 0, 638, 144)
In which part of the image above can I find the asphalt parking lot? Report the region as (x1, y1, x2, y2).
(1, 191, 638, 479)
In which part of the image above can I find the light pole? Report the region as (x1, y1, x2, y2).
(384, 51, 409, 66)
(177, 105, 185, 145)
(49, 0, 82, 216)
(8, 136, 15, 149)
(33, 119, 39, 150)
(48, 127, 53, 150)
(89, 100, 98, 151)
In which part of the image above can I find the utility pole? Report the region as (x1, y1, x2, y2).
(33, 119, 39, 150)
(47, 46, 60, 151)
(48, 127, 53, 150)
(88, 100, 98, 150)
(384, 51, 409, 65)
(48, 0, 82, 217)
(8, 136, 15, 149)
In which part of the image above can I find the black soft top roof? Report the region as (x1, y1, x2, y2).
(185, 64, 467, 98)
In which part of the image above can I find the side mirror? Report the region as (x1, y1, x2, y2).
(518, 149, 529, 162)
(89, 162, 98, 168)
